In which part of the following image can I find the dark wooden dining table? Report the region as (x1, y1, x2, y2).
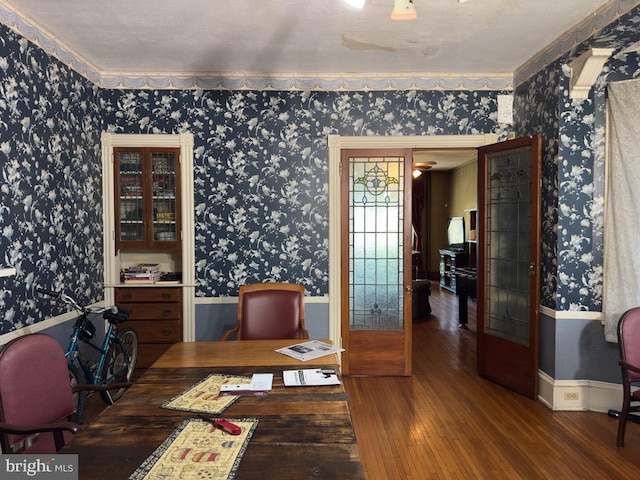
(61, 340, 365, 479)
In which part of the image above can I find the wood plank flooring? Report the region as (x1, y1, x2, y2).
(343, 285, 640, 479)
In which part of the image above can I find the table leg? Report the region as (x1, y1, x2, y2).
(458, 287, 468, 329)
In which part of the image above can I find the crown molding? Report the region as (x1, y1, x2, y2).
(514, 0, 640, 86)
(3, 1, 637, 92)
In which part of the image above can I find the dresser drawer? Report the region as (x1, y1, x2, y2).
(122, 303, 181, 320)
(129, 320, 182, 343)
(116, 287, 181, 303)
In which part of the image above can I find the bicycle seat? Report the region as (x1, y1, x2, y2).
(103, 309, 130, 324)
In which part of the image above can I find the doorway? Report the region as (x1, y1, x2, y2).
(328, 134, 498, 366)
(412, 149, 479, 282)
(340, 148, 413, 376)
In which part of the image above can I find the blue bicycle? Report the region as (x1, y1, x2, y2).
(37, 288, 138, 422)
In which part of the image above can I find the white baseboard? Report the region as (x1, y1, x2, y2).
(538, 370, 623, 413)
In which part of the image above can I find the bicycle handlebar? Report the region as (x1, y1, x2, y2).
(36, 287, 60, 298)
(36, 286, 120, 315)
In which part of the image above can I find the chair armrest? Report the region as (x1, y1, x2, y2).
(619, 361, 640, 374)
(0, 420, 79, 436)
(220, 325, 239, 341)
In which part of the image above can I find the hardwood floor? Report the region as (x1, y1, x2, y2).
(343, 284, 640, 479)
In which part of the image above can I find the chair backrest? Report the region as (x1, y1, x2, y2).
(0, 334, 75, 451)
(237, 283, 307, 340)
(618, 307, 640, 382)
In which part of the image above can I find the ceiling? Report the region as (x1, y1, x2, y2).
(0, 0, 623, 90)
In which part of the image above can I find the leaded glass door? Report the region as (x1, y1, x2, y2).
(341, 149, 412, 376)
(477, 135, 542, 399)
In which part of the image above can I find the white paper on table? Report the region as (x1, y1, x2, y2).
(283, 369, 341, 387)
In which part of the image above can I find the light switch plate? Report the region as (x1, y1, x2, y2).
(0, 268, 16, 278)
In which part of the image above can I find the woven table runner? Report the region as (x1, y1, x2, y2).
(129, 417, 258, 480)
(161, 374, 251, 414)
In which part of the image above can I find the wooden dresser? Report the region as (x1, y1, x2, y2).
(115, 287, 183, 369)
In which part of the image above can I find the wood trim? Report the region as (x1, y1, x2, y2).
(102, 133, 195, 341)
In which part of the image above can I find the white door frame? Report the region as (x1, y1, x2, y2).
(327, 134, 498, 349)
(102, 132, 195, 341)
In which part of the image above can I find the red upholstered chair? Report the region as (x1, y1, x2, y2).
(0, 333, 131, 454)
(616, 307, 640, 447)
(220, 283, 309, 341)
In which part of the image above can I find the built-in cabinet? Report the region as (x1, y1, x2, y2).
(113, 147, 184, 370)
(103, 134, 195, 366)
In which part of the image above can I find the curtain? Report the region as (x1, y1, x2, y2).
(603, 79, 640, 342)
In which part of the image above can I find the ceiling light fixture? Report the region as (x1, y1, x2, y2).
(391, 0, 417, 20)
(412, 161, 437, 178)
(344, 0, 366, 8)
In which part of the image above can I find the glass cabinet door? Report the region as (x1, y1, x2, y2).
(116, 150, 145, 245)
(114, 147, 181, 250)
(150, 151, 180, 246)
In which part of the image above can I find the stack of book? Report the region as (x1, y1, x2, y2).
(121, 264, 162, 284)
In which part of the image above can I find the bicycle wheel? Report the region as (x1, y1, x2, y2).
(99, 327, 138, 404)
(68, 362, 89, 424)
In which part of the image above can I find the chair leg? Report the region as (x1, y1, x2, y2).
(617, 402, 629, 447)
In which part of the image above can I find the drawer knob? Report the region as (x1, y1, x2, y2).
(161, 293, 172, 299)
(123, 293, 133, 300)
(162, 309, 172, 316)
(162, 329, 173, 336)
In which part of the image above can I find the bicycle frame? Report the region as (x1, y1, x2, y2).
(65, 314, 121, 385)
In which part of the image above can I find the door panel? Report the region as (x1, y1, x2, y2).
(477, 135, 542, 399)
(341, 149, 412, 376)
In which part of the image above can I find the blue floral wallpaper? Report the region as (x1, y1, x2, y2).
(515, 6, 640, 311)
(0, 26, 104, 334)
(100, 89, 504, 298)
(2, 3, 640, 336)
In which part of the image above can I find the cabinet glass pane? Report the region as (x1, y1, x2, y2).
(119, 152, 144, 242)
(151, 152, 177, 243)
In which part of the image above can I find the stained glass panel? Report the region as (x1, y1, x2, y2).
(349, 156, 404, 331)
